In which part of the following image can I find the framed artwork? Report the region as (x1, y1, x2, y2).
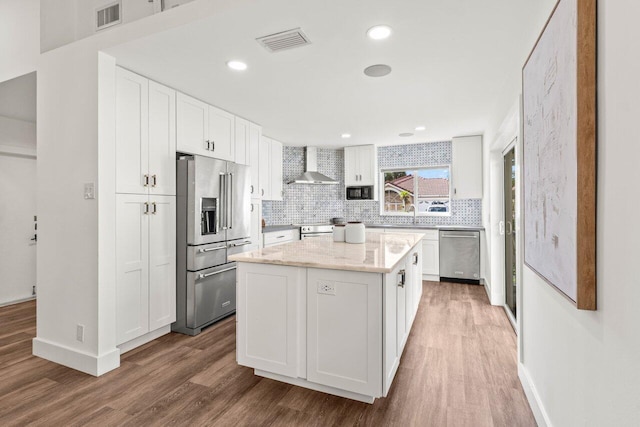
(522, 0, 596, 310)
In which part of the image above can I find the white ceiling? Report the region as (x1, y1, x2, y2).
(0, 72, 36, 123)
(106, 0, 554, 148)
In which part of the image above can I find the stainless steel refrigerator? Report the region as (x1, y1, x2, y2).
(173, 155, 252, 335)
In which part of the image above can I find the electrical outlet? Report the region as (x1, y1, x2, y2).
(317, 280, 336, 295)
(76, 324, 84, 342)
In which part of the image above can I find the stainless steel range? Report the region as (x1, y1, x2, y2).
(299, 224, 334, 239)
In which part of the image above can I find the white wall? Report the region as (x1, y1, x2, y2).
(519, 1, 640, 425)
(0, 118, 37, 305)
(0, 0, 39, 83)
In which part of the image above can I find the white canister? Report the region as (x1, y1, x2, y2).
(345, 222, 366, 244)
(333, 224, 345, 242)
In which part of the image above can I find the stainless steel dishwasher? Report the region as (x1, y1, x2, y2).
(439, 230, 480, 283)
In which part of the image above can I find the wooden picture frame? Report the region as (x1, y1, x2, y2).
(522, 0, 596, 310)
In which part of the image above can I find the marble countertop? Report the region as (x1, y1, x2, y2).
(229, 232, 425, 273)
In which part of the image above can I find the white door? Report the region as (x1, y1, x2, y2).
(396, 263, 408, 353)
(259, 137, 271, 199)
(270, 139, 283, 201)
(422, 239, 440, 276)
(148, 195, 176, 331)
(249, 123, 262, 198)
(358, 145, 376, 185)
(148, 82, 176, 196)
(344, 146, 358, 186)
(176, 92, 209, 156)
(115, 68, 149, 194)
(307, 268, 382, 397)
(0, 154, 36, 305)
(237, 263, 305, 378)
(116, 194, 150, 345)
(249, 200, 262, 252)
(208, 105, 234, 162)
(452, 135, 483, 199)
(234, 117, 250, 165)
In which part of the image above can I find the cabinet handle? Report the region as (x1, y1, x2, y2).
(143, 174, 150, 187)
(359, 174, 362, 181)
(251, 204, 254, 212)
(398, 269, 406, 288)
(206, 140, 211, 151)
(413, 252, 419, 265)
(211, 140, 215, 151)
(151, 174, 157, 187)
(355, 174, 358, 181)
(143, 202, 149, 215)
(250, 185, 254, 194)
(151, 202, 157, 214)
(261, 189, 264, 196)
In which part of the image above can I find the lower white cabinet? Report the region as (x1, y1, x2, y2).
(249, 200, 262, 252)
(116, 194, 176, 345)
(384, 228, 439, 279)
(236, 263, 306, 378)
(263, 229, 300, 247)
(307, 268, 383, 397)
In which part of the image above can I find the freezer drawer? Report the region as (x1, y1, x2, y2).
(186, 242, 227, 271)
(187, 263, 237, 329)
(439, 230, 480, 281)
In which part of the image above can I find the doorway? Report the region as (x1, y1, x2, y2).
(503, 144, 517, 323)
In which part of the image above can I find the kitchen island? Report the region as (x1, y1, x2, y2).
(229, 232, 424, 403)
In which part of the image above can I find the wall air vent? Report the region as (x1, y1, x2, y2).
(96, 2, 121, 31)
(256, 28, 311, 53)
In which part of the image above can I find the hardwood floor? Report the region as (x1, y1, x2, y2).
(0, 282, 535, 426)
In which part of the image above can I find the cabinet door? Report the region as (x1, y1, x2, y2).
(412, 245, 423, 314)
(249, 200, 262, 252)
(234, 117, 250, 166)
(270, 139, 283, 201)
(422, 239, 440, 276)
(452, 135, 483, 199)
(249, 123, 262, 198)
(307, 268, 382, 397)
(176, 93, 209, 156)
(259, 137, 271, 199)
(148, 195, 176, 331)
(358, 145, 377, 186)
(208, 105, 235, 162)
(237, 263, 306, 378)
(396, 261, 408, 354)
(116, 194, 150, 345)
(344, 146, 358, 186)
(116, 68, 149, 195)
(148, 82, 176, 196)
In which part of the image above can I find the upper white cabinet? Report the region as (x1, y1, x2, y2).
(176, 93, 234, 162)
(451, 135, 483, 199)
(259, 136, 283, 201)
(248, 123, 262, 198)
(115, 68, 176, 196)
(344, 145, 377, 187)
(234, 117, 250, 166)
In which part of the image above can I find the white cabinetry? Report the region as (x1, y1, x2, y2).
(451, 135, 483, 199)
(384, 228, 439, 280)
(115, 68, 176, 196)
(307, 268, 382, 397)
(248, 123, 262, 198)
(176, 93, 235, 161)
(237, 263, 306, 378)
(234, 117, 250, 165)
(116, 194, 176, 345)
(344, 145, 378, 188)
(249, 200, 262, 252)
(259, 136, 283, 201)
(263, 229, 300, 247)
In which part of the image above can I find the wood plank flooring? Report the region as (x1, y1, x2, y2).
(0, 282, 535, 426)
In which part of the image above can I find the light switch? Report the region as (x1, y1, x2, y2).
(84, 183, 95, 200)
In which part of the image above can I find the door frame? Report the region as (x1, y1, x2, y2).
(501, 139, 519, 331)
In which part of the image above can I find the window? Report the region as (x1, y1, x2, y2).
(380, 166, 451, 215)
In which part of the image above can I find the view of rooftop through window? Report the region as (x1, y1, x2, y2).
(382, 166, 451, 215)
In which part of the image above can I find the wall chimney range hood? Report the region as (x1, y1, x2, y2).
(288, 147, 338, 185)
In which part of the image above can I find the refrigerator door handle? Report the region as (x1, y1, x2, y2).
(219, 172, 227, 230)
(227, 172, 233, 229)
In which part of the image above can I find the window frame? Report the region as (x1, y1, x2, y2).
(379, 165, 452, 217)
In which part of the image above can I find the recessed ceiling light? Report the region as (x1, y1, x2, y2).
(415, 126, 426, 131)
(399, 133, 414, 137)
(227, 60, 247, 71)
(364, 64, 392, 77)
(341, 133, 351, 139)
(367, 25, 392, 40)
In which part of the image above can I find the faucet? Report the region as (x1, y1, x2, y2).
(407, 204, 417, 224)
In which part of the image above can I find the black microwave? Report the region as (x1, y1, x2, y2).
(346, 186, 374, 200)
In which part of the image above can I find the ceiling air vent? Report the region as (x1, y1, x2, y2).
(96, 1, 121, 31)
(256, 28, 311, 53)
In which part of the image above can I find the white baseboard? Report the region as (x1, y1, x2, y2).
(482, 278, 491, 300)
(0, 296, 36, 307)
(518, 363, 552, 427)
(422, 274, 440, 282)
(32, 337, 120, 377)
(255, 369, 375, 404)
(118, 325, 171, 354)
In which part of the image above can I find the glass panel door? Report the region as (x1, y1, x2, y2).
(504, 147, 517, 319)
